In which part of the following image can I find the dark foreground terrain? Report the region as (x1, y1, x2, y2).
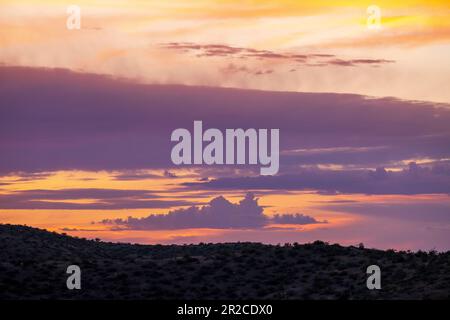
(0, 224, 449, 300)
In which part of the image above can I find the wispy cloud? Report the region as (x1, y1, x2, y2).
(161, 42, 395, 69)
(0, 188, 195, 210)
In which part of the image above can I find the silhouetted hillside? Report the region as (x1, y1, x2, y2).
(0, 224, 449, 300)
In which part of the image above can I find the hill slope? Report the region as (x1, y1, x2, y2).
(0, 224, 449, 299)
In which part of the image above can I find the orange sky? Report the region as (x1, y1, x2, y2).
(1, 0, 449, 102)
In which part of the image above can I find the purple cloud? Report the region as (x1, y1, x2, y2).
(99, 193, 323, 230)
(183, 162, 450, 195)
(1, 66, 449, 184)
(322, 200, 450, 224)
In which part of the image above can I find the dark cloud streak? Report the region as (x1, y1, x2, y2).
(183, 162, 450, 195)
(0, 188, 195, 210)
(161, 42, 395, 68)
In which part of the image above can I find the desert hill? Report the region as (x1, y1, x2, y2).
(0, 224, 448, 299)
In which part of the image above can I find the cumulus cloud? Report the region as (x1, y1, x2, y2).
(270, 213, 326, 225)
(99, 193, 322, 230)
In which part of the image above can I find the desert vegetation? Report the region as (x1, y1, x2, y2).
(0, 224, 449, 300)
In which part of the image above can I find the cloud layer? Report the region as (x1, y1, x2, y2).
(1, 66, 449, 173)
(184, 162, 450, 195)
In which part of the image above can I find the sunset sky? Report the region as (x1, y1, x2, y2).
(0, 0, 449, 250)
